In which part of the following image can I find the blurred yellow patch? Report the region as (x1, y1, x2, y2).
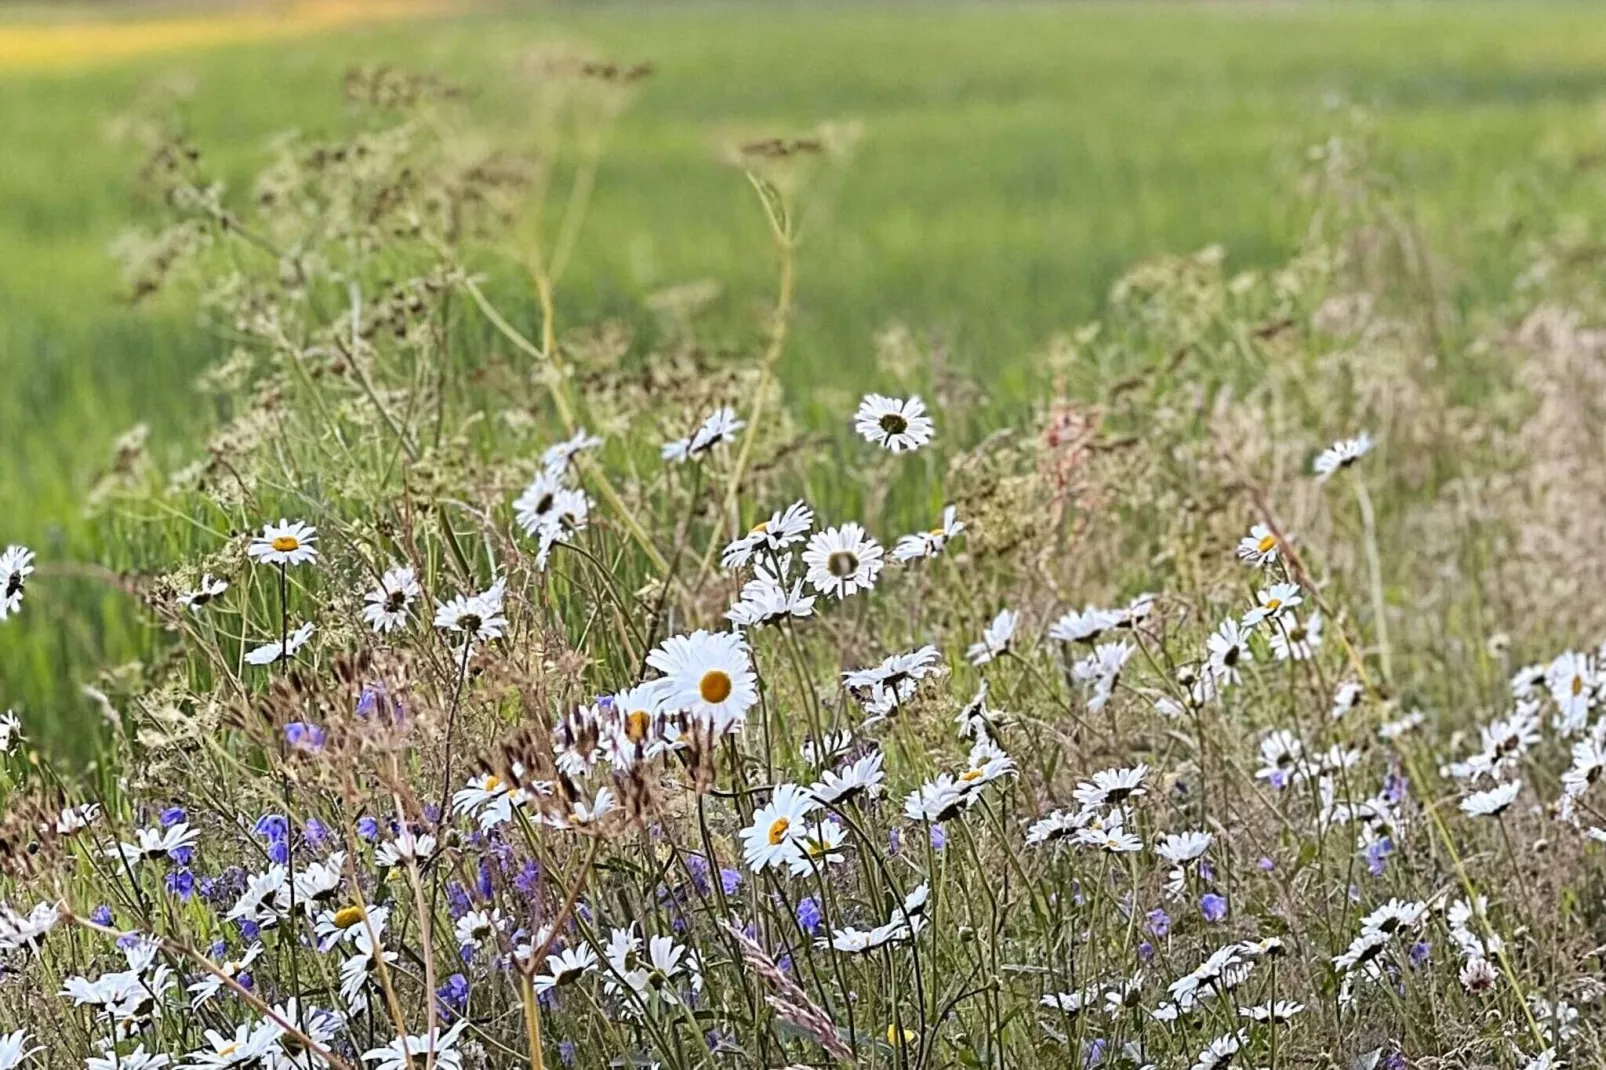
(0, 0, 455, 72)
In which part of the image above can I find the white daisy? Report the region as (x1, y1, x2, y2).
(1236, 523, 1280, 567)
(534, 944, 599, 994)
(1074, 764, 1148, 808)
(803, 523, 885, 598)
(247, 519, 319, 567)
(663, 406, 746, 463)
(1313, 432, 1372, 480)
(648, 630, 758, 736)
(433, 579, 508, 646)
(1206, 618, 1252, 686)
(1156, 830, 1213, 864)
(0, 711, 23, 755)
(741, 784, 816, 872)
(1547, 651, 1595, 735)
(1025, 809, 1090, 847)
(512, 470, 567, 537)
(1269, 611, 1322, 661)
(902, 774, 976, 823)
(720, 500, 815, 569)
(726, 554, 816, 629)
(1330, 679, 1364, 720)
(541, 429, 603, 475)
(361, 1021, 467, 1070)
(810, 751, 886, 805)
(245, 622, 316, 666)
(1242, 582, 1302, 628)
(0, 1031, 36, 1070)
(361, 566, 420, 634)
(891, 506, 965, 563)
(1048, 604, 1121, 645)
(186, 1021, 284, 1070)
(854, 394, 935, 453)
(0, 545, 36, 621)
(177, 574, 229, 613)
(1461, 780, 1521, 818)
(785, 819, 849, 876)
(534, 489, 591, 570)
(966, 608, 1019, 665)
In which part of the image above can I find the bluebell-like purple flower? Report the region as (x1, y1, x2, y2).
(1146, 908, 1170, 937)
(285, 721, 327, 752)
(476, 861, 495, 900)
(437, 973, 469, 1019)
(254, 814, 288, 841)
(267, 839, 290, 866)
(90, 904, 113, 927)
(1409, 940, 1431, 967)
(558, 1040, 577, 1067)
(169, 845, 195, 867)
(357, 816, 380, 841)
(303, 818, 330, 848)
(447, 883, 471, 919)
(720, 868, 742, 895)
(166, 869, 195, 901)
(1366, 838, 1393, 877)
(1200, 893, 1228, 923)
(797, 896, 823, 935)
(929, 826, 947, 851)
(159, 806, 186, 828)
(1137, 940, 1154, 962)
(1257, 856, 1275, 871)
(888, 829, 901, 856)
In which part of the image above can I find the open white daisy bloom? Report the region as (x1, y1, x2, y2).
(247, 519, 319, 567)
(854, 393, 935, 453)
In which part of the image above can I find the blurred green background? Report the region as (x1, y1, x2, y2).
(5, 1, 1606, 747)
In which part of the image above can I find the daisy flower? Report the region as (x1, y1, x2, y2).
(726, 555, 816, 629)
(1330, 679, 1364, 720)
(854, 394, 934, 453)
(810, 751, 886, 805)
(663, 406, 746, 463)
(1190, 1032, 1245, 1070)
(247, 519, 319, 567)
(1313, 432, 1373, 480)
(902, 774, 975, 824)
(512, 470, 567, 537)
(1269, 611, 1322, 661)
(361, 566, 420, 634)
(534, 489, 591, 570)
(720, 500, 814, 569)
(375, 829, 437, 868)
(1025, 809, 1089, 847)
(1547, 651, 1595, 735)
(1461, 780, 1521, 818)
(1048, 604, 1121, 645)
(891, 506, 965, 563)
(740, 784, 815, 873)
(1236, 523, 1280, 567)
(361, 1021, 468, 1070)
(648, 630, 758, 736)
(0, 1032, 36, 1070)
(0, 711, 22, 755)
(245, 622, 316, 666)
(177, 574, 229, 613)
(534, 944, 599, 994)
(803, 523, 885, 598)
(1240, 1001, 1304, 1023)
(541, 429, 603, 475)
(1242, 582, 1302, 628)
(1074, 764, 1148, 808)
(0, 545, 35, 621)
(187, 1021, 284, 1070)
(0, 902, 58, 953)
(433, 580, 508, 647)
(1156, 830, 1213, 864)
(785, 819, 849, 876)
(966, 608, 1019, 665)
(1206, 618, 1252, 686)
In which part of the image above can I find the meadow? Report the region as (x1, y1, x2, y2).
(4, 3, 1606, 1068)
(8, 2, 1606, 734)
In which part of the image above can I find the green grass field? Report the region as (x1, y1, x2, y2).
(6, 0, 1606, 744)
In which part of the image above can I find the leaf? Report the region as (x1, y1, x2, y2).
(745, 171, 791, 242)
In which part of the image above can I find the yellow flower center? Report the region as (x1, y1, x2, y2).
(1573, 675, 1585, 696)
(626, 710, 651, 742)
(333, 905, 366, 929)
(218, 1044, 239, 1058)
(484, 775, 503, 792)
(767, 817, 791, 845)
(1264, 598, 1281, 611)
(699, 670, 733, 704)
(271, 536, 300, 552)
(960, 769, 984, 782)
(749, 521, 769, 536)
(1256, 534, 1277, 553)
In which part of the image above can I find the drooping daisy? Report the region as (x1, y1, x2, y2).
(1072, 641, 1133, 711)
(810, 751, 886, 806)
(248, 520, 319, 567)
(86, 1045, 168, 1070)
(1190, 1031, 1246, 1070)
(534, 489, 591, 570)
(541, 429, 604, 475)
(902, 774, 976, 824)
(374, 829, 437, 868)
(662, 406, 746, 464)
(1156, 830, 1213, 865)
(1242, 582, 1302, 629)
(1025, 809, 1089, 847)
(854, 394, 935, 453)
(1206, 618, 1252, 686)
(721, 500, 815, 569)
(0, 902, 58, 953)
(0, 545, 36, 621)
(178, 574, 229, 613)
(1269, 611, 1322, 661)
(648, 630, 758, 736)
(726, 555, 816, 629)
(1461, 780, 1522, 818)
(1048, 604, 1121, 645)
(1240, 1001, 1304, 1023)
(534, 944, 600, 994)
(1074, 764, 1148, 808)
(245, 622, 316, 666)
(966, 608, 1019, 665)
(107, 823, 202, 868)
(1313, 432, 1372, 480)
(741, 784, 816, 872)
(361, 566, 420, 634)
(803, 523, 885, 598)
(433, 579, 508, 647)
(891, 506, 965, 563)
(1236, 523, 1280, 567)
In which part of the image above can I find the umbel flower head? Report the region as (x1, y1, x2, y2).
(247, 519, 319, 567)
